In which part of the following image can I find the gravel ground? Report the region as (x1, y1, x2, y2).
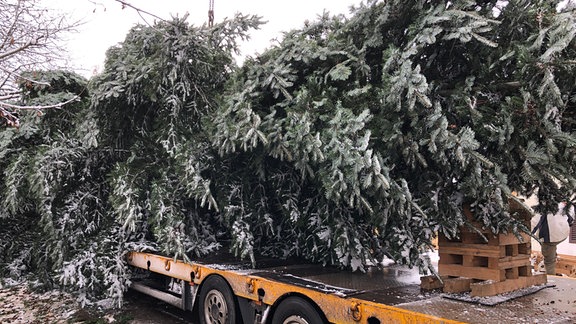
(0, 284, 191, 324)
(0, 285, 83, 323)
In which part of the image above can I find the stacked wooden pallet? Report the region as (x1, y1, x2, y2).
(532, 251, 576, 277)
(557, 255, 576, 277)
(422, 202, 547, 297)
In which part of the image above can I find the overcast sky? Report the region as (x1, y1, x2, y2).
(44, 0, 362, 77)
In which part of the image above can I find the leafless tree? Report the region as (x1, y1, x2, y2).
(0, 0, 80, 127)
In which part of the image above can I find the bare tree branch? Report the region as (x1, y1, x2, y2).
(112, 0, 169, 24)
(0, 94, 20, 101)
(0, 94, 80, 110)
(0, 0, 23, 51)
(0, 66, 51, 87)
(0, 35, 44, 60)
(0, 0, 82, 127)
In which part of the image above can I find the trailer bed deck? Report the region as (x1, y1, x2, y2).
(128, 251, 576, 323)
(255, 263, 575, 323)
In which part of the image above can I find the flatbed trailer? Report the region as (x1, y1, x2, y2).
(127, 251, 576, 323)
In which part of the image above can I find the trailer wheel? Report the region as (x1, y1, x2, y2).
(272, 296, 325, 324)
(198, 275, 237, 324)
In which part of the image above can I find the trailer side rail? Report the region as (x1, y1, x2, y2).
(127, 251, 463, 324)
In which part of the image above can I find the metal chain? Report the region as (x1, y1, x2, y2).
(208, 0, 214, 27)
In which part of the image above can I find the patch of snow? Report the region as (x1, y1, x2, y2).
(0, 277, 21, 289)
(95, 298, 116, 310)
(380, 256, 396, 267)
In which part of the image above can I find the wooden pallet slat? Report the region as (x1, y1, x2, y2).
(438, 263, 506, 282)
(498, 255, 531, 270)
(498, 233, 530, 245)
(444, 277, 474, 293)
(470, 274, 547, 297)
(438, 243, 502, 258)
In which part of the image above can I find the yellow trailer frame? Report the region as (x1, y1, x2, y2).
(127, 251, 461, 324)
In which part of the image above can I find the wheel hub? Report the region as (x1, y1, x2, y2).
(204, 290, 228, 323)
(210, 303, 220, 319)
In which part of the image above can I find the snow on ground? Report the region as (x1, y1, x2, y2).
(0, 284, 80, 323)
(0, 282, 190, 323)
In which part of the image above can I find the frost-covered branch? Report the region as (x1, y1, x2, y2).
(0, 94, 79, 110)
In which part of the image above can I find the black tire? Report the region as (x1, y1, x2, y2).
(272, 296, 326, 324)
(198, 275, 238, 324)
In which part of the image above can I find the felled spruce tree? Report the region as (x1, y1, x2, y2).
(1, 14, 264, 306)
(86, 0, 576, 276)
(90, 15, 264, 266)
(0, 70, 152, 306)
(212, 0, 576, 271)
(0, 71, 108, 297)
(1, 0, 575, 308)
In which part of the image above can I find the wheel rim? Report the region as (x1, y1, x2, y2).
(283, 315, 309, 324)
(203, 289, 229, 324)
